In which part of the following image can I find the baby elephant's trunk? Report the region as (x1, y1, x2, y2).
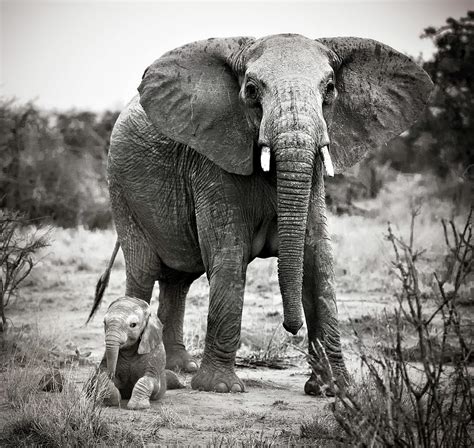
(105, 327, 126, 379)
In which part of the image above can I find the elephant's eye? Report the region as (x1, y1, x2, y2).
(324, 82, 336, 105)
(245, 82, 259, 101)
(130, 322, 137, 328)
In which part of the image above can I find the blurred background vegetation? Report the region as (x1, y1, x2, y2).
(1, 11, 472, 229)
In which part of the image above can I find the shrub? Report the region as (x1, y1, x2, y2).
(303, 208, 473, 447)
(0, 209, 49, 332)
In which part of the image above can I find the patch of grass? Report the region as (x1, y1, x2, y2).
(238, 324, 304, 369)
(145, 405, 193, 433)
(330, 173, 465, 294)
(2, 368, 137, 447)
(210, 429, 282, 448)
(340, 311, 413, 341)
(300, 414, 345, 447)
(1, 330, 139, 447)
(242, 378, 287, 390)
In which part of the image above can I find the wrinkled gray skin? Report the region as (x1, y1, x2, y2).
(105, 34, 432, 394)
(100, 296, 173, 410)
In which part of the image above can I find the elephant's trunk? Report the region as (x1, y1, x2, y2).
(275, 139, 316, 334)
(268, 82, 325, 335)
(105, 327, 126, 379)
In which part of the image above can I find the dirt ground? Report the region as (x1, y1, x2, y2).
(0, 193, 464, 446)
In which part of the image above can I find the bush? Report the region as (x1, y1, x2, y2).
(0, 209, 49, 332)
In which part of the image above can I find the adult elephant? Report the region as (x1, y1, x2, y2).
(89, 34, 432, 394)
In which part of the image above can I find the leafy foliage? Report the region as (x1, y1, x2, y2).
(0, 100, 118, 228)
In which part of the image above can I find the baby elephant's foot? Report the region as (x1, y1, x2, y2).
(165, 344, 198, 373)
(99, 373, 122, 406)
(127, 397, 150, 410)
(191, 364, 244, 393)
(103, 382, 122, 407)
(127, 376, 157, 410)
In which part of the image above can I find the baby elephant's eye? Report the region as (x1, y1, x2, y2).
(130, 322, 137, 328)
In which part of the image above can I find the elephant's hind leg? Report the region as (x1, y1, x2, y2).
(302, 164, 349, 396)
(158, 281, 198, 372)
(110, 186, 160, 303)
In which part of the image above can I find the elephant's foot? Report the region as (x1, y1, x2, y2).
(165, 344, 198, 373)
(191, 363, 244, 393)
(304, 367, 350, 397)
(103, 381, 122, 406)
(304, 372, 335, 397)
(127, 397, 150, 410)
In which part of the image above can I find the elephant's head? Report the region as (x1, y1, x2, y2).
(103, 296, 162, 379)
(138, 34, 433, 335)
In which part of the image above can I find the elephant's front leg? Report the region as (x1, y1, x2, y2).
(303, 167, 349, 396)
(97, 360, 122, 406)
(127, 375, 161, 410)
(191, 246, 247, 393)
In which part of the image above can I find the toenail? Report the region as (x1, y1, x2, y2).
(230, 383, 243, 393)
(186, 361, 198, 372)
(215, 382, 229, 393)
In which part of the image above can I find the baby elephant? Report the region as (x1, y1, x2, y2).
(99, 296, 182, 410)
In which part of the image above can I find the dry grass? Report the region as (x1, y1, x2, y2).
(330, 172, 464, 294)
(0, 332, 138, 447)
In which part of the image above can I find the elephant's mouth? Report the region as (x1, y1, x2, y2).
(260, 144, 334, 177)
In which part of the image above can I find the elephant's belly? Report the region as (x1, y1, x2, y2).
(137, 207, 205, 273)
(251, 217, 279, 259)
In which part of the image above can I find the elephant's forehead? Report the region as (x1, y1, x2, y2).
(108, 300, 145, 317)
(247, 35, 332, 79)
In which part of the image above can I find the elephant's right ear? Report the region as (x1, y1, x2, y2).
(138, 37, 255, 175)
(317, 37, 433, 173)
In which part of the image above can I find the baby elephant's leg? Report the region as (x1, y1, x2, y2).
(127, 375, 161, 410)
(97, 371, 121, 407)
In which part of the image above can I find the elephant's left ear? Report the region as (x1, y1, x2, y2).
(138, 314, 163, 355)
(138, 37, 255, 176)
(317, 37, 433, 173)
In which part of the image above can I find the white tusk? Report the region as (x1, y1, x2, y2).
(320, 145, 334, 177)
(261, 146, 271, 172)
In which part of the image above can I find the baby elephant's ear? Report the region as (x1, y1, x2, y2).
(138, 314, 163, 355)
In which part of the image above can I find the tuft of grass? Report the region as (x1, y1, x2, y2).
(210, 429, 281, 448)
(300, 414, 345, 447)
(238, 323, 304, 369)
(145, 405, 193, 434)
(2, 334, 138, 447)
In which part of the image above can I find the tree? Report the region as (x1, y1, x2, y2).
(420, 11, 474, 177)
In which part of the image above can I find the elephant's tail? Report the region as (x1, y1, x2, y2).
(86, 240, 121, 324)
